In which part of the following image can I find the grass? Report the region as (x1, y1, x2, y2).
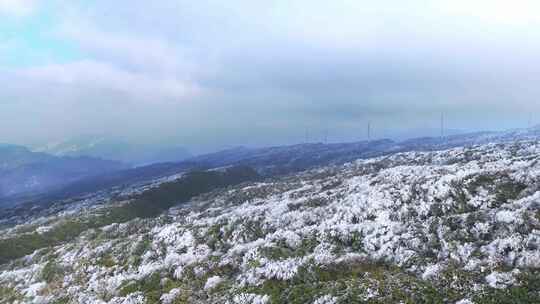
(235, 261, 540, 304)
(40, 260, 65, 283)
(131, 237, 152, 266)
(473, 271, 540, 304)
(495, 180, 527, 204)
(51, 297, 70, 304)
(119, 271, 196, 304)
(238, 260, 451, 304)
(119, 272, 163, 303)
(97, 254, 117, 268)
(0, 286, 22, 304)
(277, 264, 536, 304)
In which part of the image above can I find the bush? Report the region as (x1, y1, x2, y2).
(41, 260, 65, 283)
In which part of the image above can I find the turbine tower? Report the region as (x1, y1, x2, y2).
(367, 121, 371, 142)
(440, 113, 444, 140)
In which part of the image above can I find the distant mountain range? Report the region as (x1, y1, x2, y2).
(0, 144, 126, 203)
(3, 125, 540, 208)
(34, 135, 192, 166)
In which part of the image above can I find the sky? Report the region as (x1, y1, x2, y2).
(1, 0, 540, 152)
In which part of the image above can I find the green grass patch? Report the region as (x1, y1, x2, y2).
(0, 286, 22, 304)
(40, 260, 65, 283)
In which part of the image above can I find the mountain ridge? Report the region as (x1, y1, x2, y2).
(33, 135, 192, 166)
(4, 125, 540, 209)
(0, 144, 127, 205)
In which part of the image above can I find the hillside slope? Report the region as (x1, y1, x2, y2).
(10, 125, 540, 208)
(1, 141, 540, 303)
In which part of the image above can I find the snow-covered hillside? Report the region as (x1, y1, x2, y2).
(2, 141, 540, 303)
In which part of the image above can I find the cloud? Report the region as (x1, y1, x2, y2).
(18, 60, 201, 101)
(58, 24, 203, 74)
(35, 19, 213, 103)
(2, 0, 540, 150)
(0, 0, 38, 17)
(438, 0, 540, 27)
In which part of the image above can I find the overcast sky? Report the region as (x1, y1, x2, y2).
(1, 0, 540, 152)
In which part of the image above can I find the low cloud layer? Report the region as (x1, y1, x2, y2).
(1, 1, 540, 152)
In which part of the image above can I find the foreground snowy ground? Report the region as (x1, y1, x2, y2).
(1, 141, 540, 303)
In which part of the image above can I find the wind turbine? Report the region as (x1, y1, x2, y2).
(440, 112, 445, 140)
(367, 121, 371, 142)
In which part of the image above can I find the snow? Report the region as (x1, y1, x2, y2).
(35, 225, 53, 234)
(109, 293, 145, 304)
(3, 140, 540, 302)
(160, 288, 181, 304)
(495, 210, 518, 224)
(231, 293, 269, 304)
(422, 264, 442, 280)
(204, 276, 223, 290)
(485, 271, 518, 289)
(23, 282, 46, 297)
(312, 295, 338, 304)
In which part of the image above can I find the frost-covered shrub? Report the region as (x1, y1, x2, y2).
(3, 141, 540, 303)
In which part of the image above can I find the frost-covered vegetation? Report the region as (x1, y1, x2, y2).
(2, 141, 540, 303)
